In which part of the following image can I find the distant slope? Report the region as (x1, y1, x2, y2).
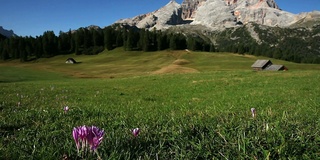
(289, 11, 320, 28)
(0, 33, 6, 40)
(0, 26, 16, 38)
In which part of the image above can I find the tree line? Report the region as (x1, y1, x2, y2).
(1, 24, 319, 64)
(0, 25, 213, 62)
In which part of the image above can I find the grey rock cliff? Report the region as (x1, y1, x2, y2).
(290, 11, 320, 27)
(192, 0, 295, 28)
(181, 0, 206, 20)
(115, 1, 183, 30)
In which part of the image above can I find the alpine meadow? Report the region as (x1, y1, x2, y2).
(1, 49, 320, 159)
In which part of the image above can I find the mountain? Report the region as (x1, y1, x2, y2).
(114, 0, 319, 30)
(112, 0, 320, 63)
(0, 26, 17, 38)
(115, 0, 184, 30)
(192, 0, 295, 28)
(290, 11, 320, 28)
(181, 0, 207, 20)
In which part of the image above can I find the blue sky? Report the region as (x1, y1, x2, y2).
(1, 0, 319, 37)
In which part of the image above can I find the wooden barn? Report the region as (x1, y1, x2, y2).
(265, 65, 288, 71)
(65, 58, 77, 64)
(251, 60, 272, 71)
(251, 60, 288, 71)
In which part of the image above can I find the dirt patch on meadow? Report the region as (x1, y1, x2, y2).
(172, 59, 190, 65)
(153, 65, 198, 74)
(153, 58, 198, 74)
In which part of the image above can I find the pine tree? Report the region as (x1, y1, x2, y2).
(115, 30, 123, 47)
(18, 38, 28, 62)
(137, 29, 145, 50)
(42, 31, 57, 57)
(157, 31, 168, 51)
(176, 33, 187, 50)
(93, 29, 103, 47)
(0, 40, 10, 60)
(74, 29, 84, 55)
(9, 37, 19, 59)
(169, 34, 177, 50)
(68, 29, 75, 53)
(34, 36, 43, 58)
(126, 28, 135, 51)
(187, 37, 196, 51)
(156, 32, 163, 51)
(143, 30, 150, 51)
(138, 29, 150, 51)
(83, 28, 92, 49)
(104, 27, 114, 50)
(209, 44, 215, 52)
(149, 28, 158, 51)
(25, 37, 34, 57)
(58, 31, 71, 54)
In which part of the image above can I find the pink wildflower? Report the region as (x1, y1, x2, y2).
(64, 106, 69, 113)
(251, 108, 256, 118)
(132, 128, 140, 137)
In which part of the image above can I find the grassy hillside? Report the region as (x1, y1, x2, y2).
(1, 48, 320, 79)
(0, 50, 320, 159)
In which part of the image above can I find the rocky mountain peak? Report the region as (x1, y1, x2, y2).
(115, 0, 183, 30)
(223, 0, 279, 9)
(191, 0, 294, 28)
(181, 0, 206, 20)
(114, 0, 319, 30)
(181, 0, 280, 21)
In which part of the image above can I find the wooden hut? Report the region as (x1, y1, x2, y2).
(265, 65, 288, 71)
(65, 58, 77, 64)
(251, 60, 288, 71)
(251, 60, 272, 71)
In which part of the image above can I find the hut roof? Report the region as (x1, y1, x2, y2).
(65, 58, 77, 64)
(251, 60, 272, 68)
(265, 65, 284, 71)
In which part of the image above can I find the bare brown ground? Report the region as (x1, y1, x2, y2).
(172, 59, 190, 65)
(152, 58, 199, 74)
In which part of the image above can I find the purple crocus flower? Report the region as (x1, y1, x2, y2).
(72, 125, 104, 152)
(64, 106, 69, 113)
(132, 128, 140, 137)
(87, 126, 104, 150)
(72, 127, 80, 152)
(251, 108, 256, 118)
(79, 125, 88, 141)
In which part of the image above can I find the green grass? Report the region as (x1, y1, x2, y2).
(0, 50, 320, 159)
(2, 48, 319, 78)
(0, 66, 70, 82)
